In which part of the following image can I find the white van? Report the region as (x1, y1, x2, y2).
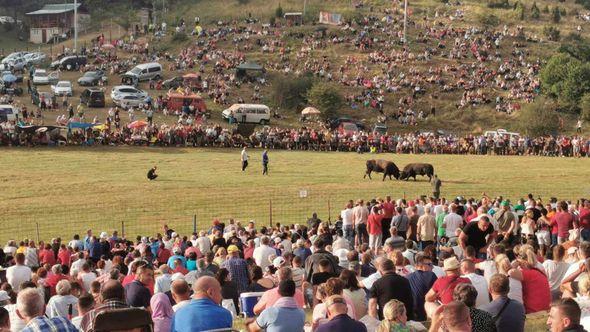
(222, 104, 271, 124)
(484, 128, 520, 139)
(125, 62, 163, 82)
(0, 104, 17, 122)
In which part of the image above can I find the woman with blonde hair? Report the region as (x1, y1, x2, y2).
(377, 299, 414, 332)
(511, 247, 551, 314)
(494, 254, 523, 303)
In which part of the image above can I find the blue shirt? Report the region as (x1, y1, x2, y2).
(407, 270, 438, 321)
(315, 314, 367, 332)
(171, 298, 232, 332)
(22, 316, 78, 332)
(256, 306, 305, 332)
(167, 254, 187, 269)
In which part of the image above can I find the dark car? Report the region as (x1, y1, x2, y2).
(328, 117, 365, 131)
(77, 70, 106, 86)
(161, 76, 183, 89)
(80, 88, 105, 107)
(50, 55, 87, 71)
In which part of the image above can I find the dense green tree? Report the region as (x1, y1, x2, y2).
(307, 83, 344, 120)
(518, 98, 559, 136)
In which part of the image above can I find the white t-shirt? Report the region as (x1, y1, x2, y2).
(78, 272, 97, 292)
(463, 272, 490, 308)
(253, 245, 276, 270)
(443, 213, 463, 237)
(6, 264, 32, 291)
(173, 300, 191, 312)
(341, 208, 354, 227)
(196, 236, 211, 255)
(563, 260, 583, 282)
(543, 260, 570, 292)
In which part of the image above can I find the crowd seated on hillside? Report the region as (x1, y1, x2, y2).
(1, 193, 590, 331)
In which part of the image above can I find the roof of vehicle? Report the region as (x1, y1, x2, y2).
(112, 85, 140, 90)
(84, 87, 103, 92)
(134, 62, 162, 68)
(166, 91, 203, 99)
(226, 103, 269, 109)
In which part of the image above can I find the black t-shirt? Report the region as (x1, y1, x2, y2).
(213, 237, 227, 248)
(311, 271, 334, 286)
(463, 221, 494, 252)
(370, 272, 414, 321)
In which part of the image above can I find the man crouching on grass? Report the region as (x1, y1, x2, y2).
(147, 166, 158, 180)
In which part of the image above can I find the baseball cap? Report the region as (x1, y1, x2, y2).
(0, 290, 9, 302)
(227, 245, 240, 254)
(501, 201, 510, 207)
(443, 257, 460, 271)
(273, 256, 286, 268)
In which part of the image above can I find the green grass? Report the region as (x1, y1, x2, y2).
(1, 148, 589, 243)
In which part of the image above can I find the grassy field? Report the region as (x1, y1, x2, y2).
(0, 148, 589, 243)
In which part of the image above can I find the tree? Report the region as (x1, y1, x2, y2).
(272, 74, 313, 110)
(580, 94, 590, 121)
(540, 53, 579, 99)
(543, 5, 550, 13)
(531, 2, 540, 19)
(275, 3, 283, 18)
(543, 26, 561, 41)
(307, 83, 344, 120)
(515, 1, 525, 20)
(478, 13, 500, 27)
(552, 6, 561, 23)
(518, 98, 560, 136)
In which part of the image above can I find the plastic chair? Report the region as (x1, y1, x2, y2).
(91, 307, 153, 332)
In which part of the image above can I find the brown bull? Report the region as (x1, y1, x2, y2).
(364, 159, 400, 181)
(399, 163, 435, 181)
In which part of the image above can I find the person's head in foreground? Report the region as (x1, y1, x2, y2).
(324, 295, 348, 319)
(547, 298, 583, 332)
(377, 299, 408, 332)
(16, 288, 45, 323)
(432, 301, 472, 332)
(193, 276, 222, 304)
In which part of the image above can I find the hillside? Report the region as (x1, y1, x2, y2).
(3, 0, 590, 134)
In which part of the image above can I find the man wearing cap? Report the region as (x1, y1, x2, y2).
(316, 295, 367, 332)
(221, 245, 249, 294)
(459, 215, 495, 259)
(494, 201, 516, 243)
(425, 256, 471, 318)
(254, 267, 305, 314)
(167, 248, 187, 270)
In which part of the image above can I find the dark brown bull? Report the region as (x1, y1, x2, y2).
(364, 159, 400, 181)
(399, 163, 435, 181)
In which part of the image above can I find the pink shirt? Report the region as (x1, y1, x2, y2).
(257, 287, 305, 310)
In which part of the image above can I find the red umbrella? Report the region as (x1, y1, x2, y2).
(127, 120, 148, 129)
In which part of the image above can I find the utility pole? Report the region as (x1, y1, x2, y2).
(74, 0, 78, 52)
(403, 0, 408, 44)
(303, 0, 307, 17)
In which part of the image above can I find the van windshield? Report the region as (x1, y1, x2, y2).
(130, 67, 142, 74)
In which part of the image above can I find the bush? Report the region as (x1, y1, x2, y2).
(552, 6, 561, 23)
(543, 26, 561, 41)
(531, 2, 540, 19)
(272, 74, 313, 110)
(275, 3, 283, 18)
(514, 1, 525, 20)
(237, 0, 250, 4)
(487, 0, 510, 8)
(561, 7, 567, 16)
(581, 94, 590, 121)
(269, 16, 276, 26)
(518, 98, 559, 136)
(307, 83, 344, 120)
(172, 32, 188, 42)
(543, 5, 550, 13)
(478, 13, 500, 27)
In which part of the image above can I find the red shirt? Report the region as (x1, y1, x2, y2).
(45, 273, 69, 296)
(367, 214, 383, 235)
(157, 248, 171, 264)
(39, 249, 56, 266)
(432, 275, 471, 304)
(57, 249, 72, 266)
(244, 246, 255, 260)
(521, 268, 551, 314)
(382, 202, 395, 218)
(173, 266, 188, 275)
(553, 212, 574, 238)
(580, 207, 590, 229)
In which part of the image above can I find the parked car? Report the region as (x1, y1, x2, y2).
(80, 88, 105, 107)
(161, 76, 183, 89)
(373, 123, 388, 135)
(50, 55, 87, 71)
(0, 56, 26, 71)
(338, 122, 359, 137)
(51, 81, 73, 96)
(77, 70, 106, 86)
(328, 117, 365, 131)
(23, 52, 47, 66)
(0, 104, 17, 122)
(110, 85, 148, 102)
(32, 69, 59, 85)
(1, 52, 27, 64)
(114, 94, 148, 109)
(124, 62, 163, 82)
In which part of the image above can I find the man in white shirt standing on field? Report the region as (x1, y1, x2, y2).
(241, 146, 249, 172)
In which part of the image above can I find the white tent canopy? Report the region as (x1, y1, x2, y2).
(301, 107, 320, 115)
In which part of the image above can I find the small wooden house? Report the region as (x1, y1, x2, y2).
(26, 3, 90, 44)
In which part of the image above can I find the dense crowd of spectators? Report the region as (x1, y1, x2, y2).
(0, 193, 589, 331)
